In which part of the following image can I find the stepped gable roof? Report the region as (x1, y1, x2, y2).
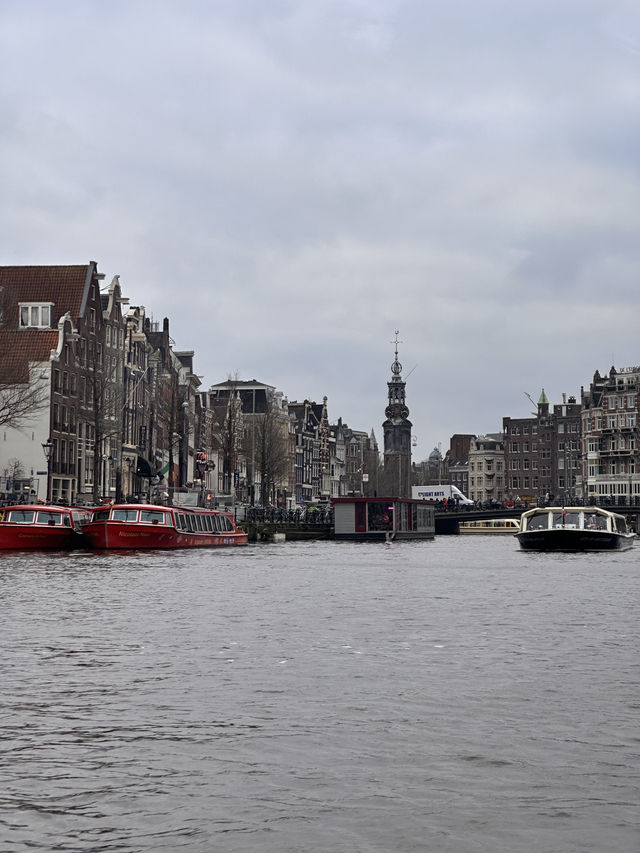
(0, 264, 92, 382)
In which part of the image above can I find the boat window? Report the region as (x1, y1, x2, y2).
(7, 510, 35, 523)
(35, 511, 62, 525)
(416, 505, 432, 531)
(221, 515, 234, 532)
(113, 509, 139, 522)
(553, 511, 579, 528)
(193, 515, 202, 531)
(184, 514, 193, 532)
(527, 514, 548, 530)
(205, 515, 213, 532)
(92, 509, 110, 522)
(367, 502, 393, 531)
(614, 516, 627, 533)
(140, 510, 166, 525)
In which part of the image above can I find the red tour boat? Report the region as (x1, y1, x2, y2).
(82, 503, 248, 549)
(0, 504, 93, 550)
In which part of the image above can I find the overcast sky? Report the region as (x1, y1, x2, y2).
(2, 0, 639, 460)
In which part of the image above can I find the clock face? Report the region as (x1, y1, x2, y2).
(386, 404, 409, 421)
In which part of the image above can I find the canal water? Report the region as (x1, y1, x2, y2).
(2, 537, 638, 852)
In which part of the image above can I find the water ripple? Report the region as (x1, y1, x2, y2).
(1, 539, 638, 852)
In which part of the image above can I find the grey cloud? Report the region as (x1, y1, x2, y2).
(1, 0, 639, 460)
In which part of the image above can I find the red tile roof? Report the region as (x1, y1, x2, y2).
(0, 265, 93, 382)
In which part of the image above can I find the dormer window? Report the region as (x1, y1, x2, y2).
(19, 303, 53, 329)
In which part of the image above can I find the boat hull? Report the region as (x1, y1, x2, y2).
(516, 529, 634, 552)
(83, 521, 248, 550)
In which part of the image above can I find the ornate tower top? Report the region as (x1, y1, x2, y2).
(385, 330, 410, 423)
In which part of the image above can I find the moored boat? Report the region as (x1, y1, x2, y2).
(459, 518, 520, 534)
(516, 506, 635, 552)
(332, 496, 435, 541)
(0, 504, 93, 550)
(82, 503, 248, 549)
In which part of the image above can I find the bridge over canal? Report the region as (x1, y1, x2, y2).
(242, 503, 640, 540)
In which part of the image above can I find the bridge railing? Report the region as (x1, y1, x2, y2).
(243, 506, 334, 526)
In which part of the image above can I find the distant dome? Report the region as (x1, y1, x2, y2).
(429, 447, 442, 462)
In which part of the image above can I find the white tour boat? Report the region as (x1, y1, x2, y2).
(516, 506, 635, 552)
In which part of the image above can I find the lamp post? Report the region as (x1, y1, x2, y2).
(42, 438, 54, 504)
(124, 456, 134, 499)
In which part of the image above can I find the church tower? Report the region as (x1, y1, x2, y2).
(382, 331, 412, 497)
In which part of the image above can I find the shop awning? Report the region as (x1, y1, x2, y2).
(135, 456, 154, 478)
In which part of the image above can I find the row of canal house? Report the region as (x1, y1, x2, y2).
(438, 369, 640, 506)
(0, 264, 205, 505)
(201, 381, 380, 506)
(0, 263, 378, 507)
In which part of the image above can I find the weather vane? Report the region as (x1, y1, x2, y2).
(390, 330, 403, 376)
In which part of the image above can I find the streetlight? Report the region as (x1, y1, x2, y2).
(42, 438, 54, 504)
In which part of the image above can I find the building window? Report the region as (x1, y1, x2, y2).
(19, 303, 53, 329)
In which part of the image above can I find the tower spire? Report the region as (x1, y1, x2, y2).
(391, 330, 403, 376)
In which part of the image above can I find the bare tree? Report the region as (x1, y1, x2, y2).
(255, 404, 289, 506)
(0, 364, 48, 430)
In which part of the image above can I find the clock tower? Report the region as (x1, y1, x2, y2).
(382, 331, 412, 497)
